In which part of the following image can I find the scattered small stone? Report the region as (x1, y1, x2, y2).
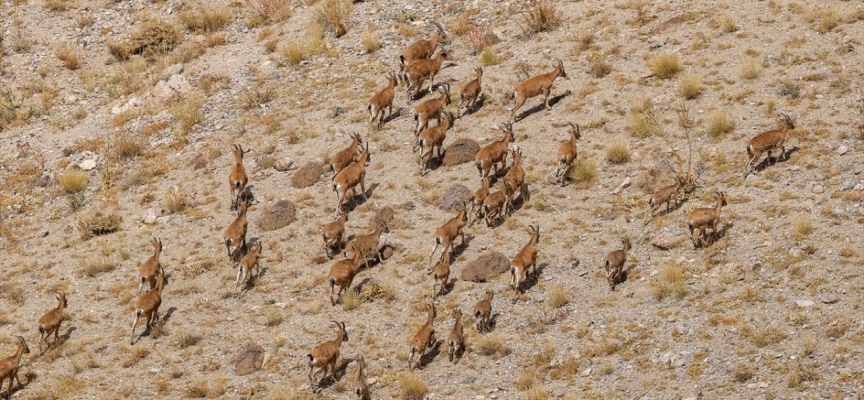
(812, 185, 824, 194)
(819, 293, 839, 304)
(581, 368, 592, 377)
(79, 159, 97, 171)
(272, 159, 294, 172)
(855, 183, 864, 191)
(795, 299, 815, 308)
(160, 63, 184, 80)
(788, 247, 806, 258)
(652, 232, 684, 250)
(841, 181, 855, 191)
(836, 145, 848, 155)
(142, 208, 159, 225)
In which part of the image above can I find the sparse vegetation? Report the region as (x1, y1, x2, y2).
(652, 262, 688, 301)
(520, 0, 563, 36)
(678, 73, 702, 99)
(360, 26, 380, 53)
(312, 0, 353, 38)
(479, 47, 500, 66)
(399, 373, 428, 400)
(740, 58, 762, 80)
(569, 158, 597, 188)
(179, 5, 232, 33)
(704, 109, 735, 138)
(546, 284, 568, 308)
(605, 139, 631, 164)
(586, 52, 612, 78)
(58, 170, 87, 193)
(647, 53, 682, 79)
(55, 44, 81, 70)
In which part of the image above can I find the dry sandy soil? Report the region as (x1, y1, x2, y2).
(1, 0, 864, 399)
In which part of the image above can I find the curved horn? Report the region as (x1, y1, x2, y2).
(431, 21, 445, 34)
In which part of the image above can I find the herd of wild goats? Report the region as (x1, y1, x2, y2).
(0, 20, 801, 399)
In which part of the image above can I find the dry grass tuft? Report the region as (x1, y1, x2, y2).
(569, 158, 597, 189)
(78, 212, 122, 239)
(647, 53, 682, 79)
(719, 14, 738, 33)
(399, 373, 428, 400)
(815, 7, 840, 33)
(586, 52, 612, 78)
(625, 97, 657, 138)
(704, 109, 735, 138)
(360, 26, 381, 53)
(169, 93, 206, 133)
(546, 284, 568, 308)
(520, 0, 563, 36)
(163, 186, 188, 214)
(129, 20, 182, 58)
(312, 0, 353, 38)
(245, 0, 291, 26)
(280, 42, 307, 66)
(76, 256, 116, 277)
(605, 139, 631, 164)
(479, 48, 501, 66)
(179, 5, 232, 33)
(792, 216, 813, 241)
(58, 170, 88, 193)
(112, 134, 143, 160)
(652, 262, 688, 301)
(678, 73, 702, 99)
(43, 0, 69, 11)
(55, 44, 81, 70)
(475, 334, 510, 358)
(740, 57, 762, 80)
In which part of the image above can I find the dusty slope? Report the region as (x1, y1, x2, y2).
(1, 0, 864, 399)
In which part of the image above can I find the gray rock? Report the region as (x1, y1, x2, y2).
(788, 247, 805, 258)
(841, 181, 855, 191)
(369, 206, 395, 229)
(837, 145, 848, 155)
(795, 299, 815, 308)
(142, 208, 159, 225)
(812, 185, 824, 194)
(110, 97, 141, 115)
(272, 159, 293, 172)
(461, 252, 510, 282)
(79, 159, 97, 171)
(440, 184, 472, 211)
(442, 138, 480, 167)
(233, 342, 265, 376)
(819, 293, 839, 304)
(161, 63, 184, 80)
(257, 200, 296, 232)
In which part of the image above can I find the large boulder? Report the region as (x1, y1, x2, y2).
(257, 200, 295, 231)
(369, 206, 395, 229)
(443, 138, 479, 167)
(461, 251, 510, 282)
(233, 342, 265, 376)
(291, 161, 325, 188)
(440, 184, 472, 211)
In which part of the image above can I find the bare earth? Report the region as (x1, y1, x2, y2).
(1, 0, 864, 399)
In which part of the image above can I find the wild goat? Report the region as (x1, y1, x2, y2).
(458, 67, 483, 117)
(510, 225, 540, 296)
(648, 176, 685, 218)
(472, 290, 494, 333)
(428, 255, 450, 298)
(343, 222, 389, 274)
(223, 199, 249, 261)
(329, 132, 364, 180)
(467, 177, 491, 226)
(37, 292, 67, 354)
(415, 111, 454, 176)
(414, 84, 451, 135)
(368, 73, 398, 130)
(482, 182, 512, 227)
(327, 252, 361, 306)
(687, 191, 728, 248)
(229, 144, 249, 211)
(353, 354, 370, 400)
(0, 336, 30, 400)
(137, 238, 163, 295)
(447, 308, 465, 363)
(605, 238, 631, 290)
(308, 321, 348, 387)
(131, 268, 169, 344)
(400, 21, 449, 68)
(745, 113, 796, 177)
(509, 59, 567, 122)
(427, 201, 467, 266)
(235, 241, 263, 295)
(554, 123, 581, 186)
(503, 147, 527, 208)
(333, 143, 371, 216)
(402, 47, 450, 100)
(475, 123, 514, 178)
(322, 214, 349, 259)
(408, 303, 436, 370)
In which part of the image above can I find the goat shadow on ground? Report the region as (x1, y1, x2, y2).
(695, 222, 733, 249)
(416, 340, 443, 370)
(516, 262, 549, 294)
(513, 90, 572, 122)
(507, 185, 531, 213)
(379, 107, 403, 126)
(459, 95, 486, 118)
(229, 237, 262, 265)
(61, 326, 77, 341)
(311, 359, 352, 390)
(419, 153, 445, 176)
(752, 145, 800, 174)
(161, 307, 178, 324)
(485, 313, 500, 332)
(341, 183, 379, 215)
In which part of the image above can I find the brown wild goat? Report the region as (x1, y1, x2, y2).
(333, 143, 371, 216)
(368, 73, 398, 130)
(322, 214, 349, 259)
(0, 336, 30, 400)
(472, 290, 494, 333)
(503, 147, 527, 208)
(37, 292, 67, 353)
(235, 241, 263, 295)
(647, 176, 685, 218)
(307, 321, 348, 387)
(130, 268, 169, 344)
(605, 238, 631, 290)
(229, 144, 249, 211)
(687, 191, 728, 248)
(458, 67, 483, 117)
(223, 200, 249, 261)
(744, 113, 796, 177)
(509, 59, 567, 122)
(467, 177, 491, 226)
(554, 123, 581, 186)
(402, 47, 450, 100)
(343, 222, 389, 274)
(482, 182, 512, 226)
(428, 255, 450, 298)
(447, 308, 465, 363)
(327, 252, 362, 306)
(413, 84, 451, 135)
(400, 21, 449, 68)
(475, 123, 514, 178)
(415, 111, 455, 176)
(510, 225, 540, 296)
(353, 354, 370, 400)
(427, 201, 467, 266)
(329, 132, 364, 180)
(408, 303, 436, 370)
(137, 238, 163, 295)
